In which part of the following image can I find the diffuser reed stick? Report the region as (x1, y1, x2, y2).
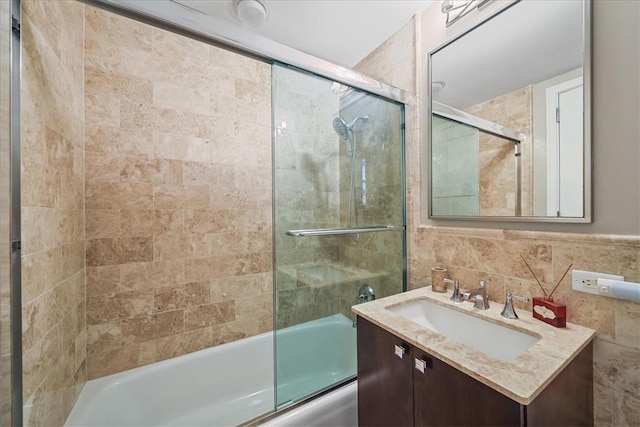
(547, 263, 573, 300)
(520, 255, 548, 298)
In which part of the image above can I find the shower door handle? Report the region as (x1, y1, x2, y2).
(286, 225, 405, 237)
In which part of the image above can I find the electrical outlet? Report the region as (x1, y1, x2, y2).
(572, 270, 624, 295)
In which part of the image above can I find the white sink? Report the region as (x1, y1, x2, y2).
(388, 299, 540, 362)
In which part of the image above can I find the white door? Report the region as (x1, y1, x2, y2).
(546, 78, 583, 217)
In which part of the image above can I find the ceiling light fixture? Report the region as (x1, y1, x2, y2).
(441, 0, 491, 27)
(234, 0, 270, 28)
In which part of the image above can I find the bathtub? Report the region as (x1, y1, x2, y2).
(65, 314, 357, 427)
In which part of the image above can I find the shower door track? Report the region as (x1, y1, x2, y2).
(286, 225, 405, 237)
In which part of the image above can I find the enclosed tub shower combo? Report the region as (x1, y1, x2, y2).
(62, 62, 406, 426)
(8, 0, 409, 425)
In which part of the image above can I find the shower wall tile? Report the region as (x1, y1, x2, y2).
(183, 301, 236, 331)
(466, 87, 533, 216)
(21, 0, 86, 425)
(153, 282, 210, 313)
(84, 6, 273, 379)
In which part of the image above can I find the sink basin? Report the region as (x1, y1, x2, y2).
(388, 299, 540, 362)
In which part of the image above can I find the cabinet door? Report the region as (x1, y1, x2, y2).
(413, 349, 521, 427)
(357, 317, 414, 427)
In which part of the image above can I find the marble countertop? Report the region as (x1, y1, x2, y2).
(352, 287, 596, 405)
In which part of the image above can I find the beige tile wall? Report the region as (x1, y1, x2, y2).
(466, 87, 533, 216)
(20, 1, 87, 426)
(409, 228, 640, 426)
(83, 7, 272, 379)
(357, 15, 640, 427)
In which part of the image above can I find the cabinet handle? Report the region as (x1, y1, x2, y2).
(414, 357, 430, 374)
(394, 344, 407, 359)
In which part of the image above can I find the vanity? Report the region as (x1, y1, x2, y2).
(352, 288, 595, 426)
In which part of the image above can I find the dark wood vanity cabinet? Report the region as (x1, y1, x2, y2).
(357, 317, 593, 427)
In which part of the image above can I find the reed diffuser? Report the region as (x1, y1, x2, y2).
(520, 256, 572, 328)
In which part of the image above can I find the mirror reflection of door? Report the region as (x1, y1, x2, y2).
(545, 77, 584, 217)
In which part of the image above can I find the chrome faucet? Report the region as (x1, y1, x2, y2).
(462, 280, 490, 310)
(353, 284, 375, 327)
(445, 278, 463, 302)
(501, 292, 529, 319)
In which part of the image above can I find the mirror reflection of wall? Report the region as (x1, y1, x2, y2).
(429, 0, 589, 220)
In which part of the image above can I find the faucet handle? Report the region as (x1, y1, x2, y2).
(501, 292, 529, 319)
(444, 278, 463, 302)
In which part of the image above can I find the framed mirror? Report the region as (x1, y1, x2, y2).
(427, 0, 591, 222)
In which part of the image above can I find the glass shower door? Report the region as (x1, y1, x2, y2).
(272, 64, 406, 408)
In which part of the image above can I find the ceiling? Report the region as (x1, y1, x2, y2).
(174, 0, 435, 67)
(431, 0, 584, 109)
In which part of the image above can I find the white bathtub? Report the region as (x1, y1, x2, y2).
(65, 314, 357, 427)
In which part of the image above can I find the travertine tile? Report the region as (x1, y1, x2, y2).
(120, 156, 182, 185)
(86, 181, 153, 210)
(87, 344, 142, 379)
(86, 265, 120, 296)
(120, 310, 184, 342)
(184, 256, 236, 283)
(86, 291, 153, 324)
(152, 131, 212, 163)
(468, 238, 553, 284)
(594, 383, 614, 426)
(86, 237, 153, 266)
(153, 184, 209, 210)
(85, 152, 120, 182)
(184, 209, 234, 234)
(153, 282, 209, 313)
(86, 321, 128, 352)
(22, 322, 62, 401)
(85, 123, 154, 157)
(613, 390, 640, 427)
(593, 339, 640, 399)
(153, 81, 211, 115)
(153, 233, 210, 261)
(22, 246, 65, 304)
(81, 3, 275, 381)
(119, 259, 185, 291)
(615, 300, 640, 350)
(120, 209, 183, 237)
(210, 272, 272, 303)
(85, 209, 120, 239)
(184, 301, 235, 331)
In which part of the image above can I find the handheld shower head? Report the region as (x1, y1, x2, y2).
(332, 115, 369, 157)
(332, 117, 350, 141)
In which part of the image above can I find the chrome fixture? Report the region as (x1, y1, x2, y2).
(332, 115, 369, 156)
(501, 292, 529, 319)
(331, 115, 370, 236)
(462, 280, 490, 310)
(356, 284, 376, 304)
(441, 0, 492, 27)
(354, 284, 376, 327)
(286, 225, 405, 237)
(445, 278, 463, 302)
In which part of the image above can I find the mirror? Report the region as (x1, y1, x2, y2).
(428, 0, 591, 222)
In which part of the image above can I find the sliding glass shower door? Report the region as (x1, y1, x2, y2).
(272, 64, 406, 408)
